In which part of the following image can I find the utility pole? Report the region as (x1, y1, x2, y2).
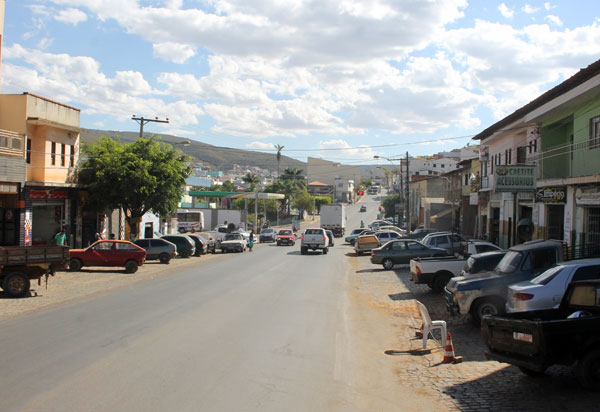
(405, 151, 410, 235)
(131, 115, 169, 138)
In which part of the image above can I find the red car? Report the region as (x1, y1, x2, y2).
(276, 229, 296, 246)
(69, 240, 146, 273)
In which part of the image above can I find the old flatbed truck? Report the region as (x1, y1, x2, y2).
(0, 245, 69, 298)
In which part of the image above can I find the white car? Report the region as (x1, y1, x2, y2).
(506, 259, 600, 313)
(375, 230, 402, 244)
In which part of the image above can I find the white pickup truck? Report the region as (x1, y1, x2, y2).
(410, 240, 503, 292)
(300, 228, 329, 255)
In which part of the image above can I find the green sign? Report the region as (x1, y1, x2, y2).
(494, 165, 536, 193)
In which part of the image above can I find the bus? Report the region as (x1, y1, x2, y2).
(177, 209, 204, 233)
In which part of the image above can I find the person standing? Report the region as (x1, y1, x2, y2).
(55, 229, 66, 246)
(248, 230, 255, 252)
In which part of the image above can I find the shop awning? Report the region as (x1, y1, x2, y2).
(430, 207, 457, 223)
(228, 192, 285, 200)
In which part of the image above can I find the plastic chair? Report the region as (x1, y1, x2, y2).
(417, 301, 447, 349)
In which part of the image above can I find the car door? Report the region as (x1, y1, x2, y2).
(434, 235, 450, 250)
(405, 241, 428, 259)
(389, 240, 409, 263)
(87, 241, 114, 265)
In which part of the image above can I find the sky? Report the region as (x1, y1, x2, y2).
(2, 1, 600, 165)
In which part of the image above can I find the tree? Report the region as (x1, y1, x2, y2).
(381, 194, 400, 218)
(293, 188, 315, 215)
(242, 173, 260, 192)
(77, 136, 191, 232)
(279, 168, 306, 215)
(210, 181, 237, 192)
(274, 144, 284, 178)
(314, 196, 332, 212)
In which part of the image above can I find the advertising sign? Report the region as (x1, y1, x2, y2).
(536, 186, 566, 204)
(493, 165, 536, 193)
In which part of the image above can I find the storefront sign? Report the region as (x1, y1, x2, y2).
(536, 186, 566, 204)
(470, 193, 478, 205)
(575, 187, 600, 205)
(493, 165, 536, 193)
(24, 210, 32, 246)
(29, 189, 68, 200)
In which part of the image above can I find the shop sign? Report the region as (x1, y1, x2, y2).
(536, 186, 566, 204)
(29, 189, 68, 200)
(470, 193, 478, 205)
(576, 187, 600, 205)
(493, 165, 536, 193)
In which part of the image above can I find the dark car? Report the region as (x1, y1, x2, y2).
(370, 239, 447, 269)
(461, 251, 507, 276)
(360, 205, 367, 212)
(161, 234, 196, 258)
(259, 228, 277, 243)
(325, 230, 335, 247)
(134, 238, 177, 264)
(69, 240, 146, 273)
(199, 232, 217, 253)
(187, 234, 207, 256)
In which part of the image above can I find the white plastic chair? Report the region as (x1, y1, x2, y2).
(417, 301, 447, 349)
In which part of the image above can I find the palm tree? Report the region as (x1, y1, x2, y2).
(280, 168, 306, 215)
(242, 173, 260, 192)
(274, 144, 284, 178)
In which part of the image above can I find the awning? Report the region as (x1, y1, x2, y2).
(228, 192, 285, 200)
(430, 207, 457, 223)
(27, 117, 80, 133)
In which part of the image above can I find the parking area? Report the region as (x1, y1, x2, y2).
(354, 263, 600, 411)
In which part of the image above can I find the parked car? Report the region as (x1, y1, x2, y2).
(405, 228, 438, 240)
(371, 240, 447, 270)
(199, 232, 217, 253)
(506, 259, 600, 313)
(369, 220, 394, 230)
(421, 232, 465, 253)
(354, 234, 381, 256)
(325, 230, 335, 247)
(482, 280, 600, 389)
(259, 228, 278, 243)
(134, 238, 177, 264)
(220, 233, 247, 253)
(345, 229, 373, 245)
(359, 205, 367, 212)
(161, 234, 196, 258)
(69, 240, 146, 273)
(377, 225, 405, 235)
(276, 229, 296, 246)
(187, 234, 208, 256)
(375, 230, 402, 244)
(460, 251, 507, 277)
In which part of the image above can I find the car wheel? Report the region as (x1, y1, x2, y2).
(301, 246, 307, 255)
(178, 227, 186, 234)
(159, 253, 171, 264)
(382, 259, 394, 270)
(69, 258, 83, 271)
(471, 297, 504, 325)
(518, 366, 546, 377)
(180, 250, 191, 258)
(2, 272, 30, 298)
(431, 272, 452, 293)
(323, 247, 328, 255)
(577, 350, 600, 390)
(125, 260, 138, 273)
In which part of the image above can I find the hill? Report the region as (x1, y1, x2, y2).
(80, 129, 306, 173)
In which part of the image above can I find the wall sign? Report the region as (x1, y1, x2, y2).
(536, 186, 566, 204)
(29, 190, 68, 199)
(493, 165, 536, 193)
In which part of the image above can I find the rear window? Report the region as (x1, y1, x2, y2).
(116, 242, 138, 250)
(305, 229, 323, 235)
(531, 266, 564, 285)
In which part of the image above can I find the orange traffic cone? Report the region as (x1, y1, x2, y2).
(442, 332, 456, 364)
(415, 330, 423, 338)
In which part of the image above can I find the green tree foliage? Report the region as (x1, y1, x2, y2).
(314, 196, 332, 212)
(242, 173, 260, 192)
(209, 181, 237, 192)
(77, 136, 191, 228)
(278, 168, 306, 215)
(381, 194, 400, 218)
(293, 188, 315, 214)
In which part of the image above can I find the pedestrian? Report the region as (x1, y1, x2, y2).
(94, 232, 102, 241)
(360, 220, 365, 228)
(55, 229, 66, 246)
(248, 230, 255, 252)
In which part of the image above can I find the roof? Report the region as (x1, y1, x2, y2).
(308, 180, 331, 186)
(474, 59, 600, 141)
(509, 239, 563, 251)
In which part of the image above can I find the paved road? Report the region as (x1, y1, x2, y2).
(1, 195, 422, 412)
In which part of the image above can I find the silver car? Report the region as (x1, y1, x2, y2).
(506, 259, 600, 313)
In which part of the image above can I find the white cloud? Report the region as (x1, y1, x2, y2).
(245, 141, 276, 150)
(498, 3, 514, 18)
(522, 4, 539, 14)
(546, 15, 563, 27)
(37, 37, 53, 50)
(54, 8, 88, 25)
(152, 42, 196, 64)
(544, 2, 556, 11)
(319, 139, 376, 161)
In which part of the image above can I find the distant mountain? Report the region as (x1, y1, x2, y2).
(80, 129, 306, 173)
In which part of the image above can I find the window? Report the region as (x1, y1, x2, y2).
(26, 138, 31, 164)
(92, 242, 113, 251)
(590, 116, 600, 149)
(406, 241, 424, 250)
(61, 143, 66, 166)
(116, 242, 137, 250)
(51, 142, 56, 166)
(136, 239, 150, 247)
(391, 241, 406, 250)
(70, 145, 75, 167)
(571, 265, 600, 282)
(441, 164, 445, 168)
(508, 148, 512, 164)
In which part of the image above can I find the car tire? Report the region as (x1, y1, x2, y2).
(382, 259, 394, 270)
(323, 247, 328, 255)
(69, 258, 83, 272)
(2, 271, 30, 298)
(178, 227, 186, 234)
(301, 246, 307, 255)
(431, 272, 453, 293)
(125, 260, 138, 273)
(518, 366, 546, 377)
(180, 250, 191, 258)
(577, 349, 600, 390)
(159, 253, 171, 264)
(470, 297, 504, 325)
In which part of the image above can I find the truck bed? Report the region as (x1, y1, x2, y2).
(0, 245, 70, 267)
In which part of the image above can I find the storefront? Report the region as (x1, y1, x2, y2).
(0, 182, 20, 246)
(26, 187, 80, 247)
(575, 186, 600, 247)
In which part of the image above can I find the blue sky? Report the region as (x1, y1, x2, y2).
(2, 1, 599, 164)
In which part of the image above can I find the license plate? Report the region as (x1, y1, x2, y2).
(513, 332, 533, 343)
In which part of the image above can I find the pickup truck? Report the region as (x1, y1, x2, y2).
(410, 240, 503, 292)
(300, 228, 329, 255)
(482, 280, 600, 390)
(444, 240, 565, 324)
(0, 245, 69, 297)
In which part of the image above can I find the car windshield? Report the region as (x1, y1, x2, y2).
(495, 251, 523, 274)
(531, 266, 564, 285)
(279, 230, 292, 235)
(263, 229, 274, 233)
(225, 234, 242, 240)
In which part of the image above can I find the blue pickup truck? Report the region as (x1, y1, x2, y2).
(444, 240, 565, 324)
